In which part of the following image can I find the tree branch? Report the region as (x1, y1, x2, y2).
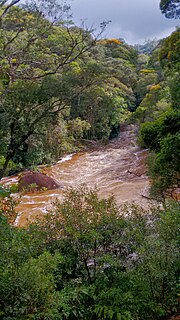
(0, 0, 21, 20)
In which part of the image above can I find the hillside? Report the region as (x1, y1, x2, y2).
(0, 1, 179, 319)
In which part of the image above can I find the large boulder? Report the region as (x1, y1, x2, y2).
(19, 172, 61, 191)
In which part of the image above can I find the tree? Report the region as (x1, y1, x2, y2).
(160, 0, 180, 18)
(136, 29, 180, 195)
(149, 133, 180, 196)
(0, 249, 61, 318)
(159, 28, 180, 109)
(159, 29, 180, 70)
(139, 110, 180, 195)
(37, 187, 180, 319)
(0, 1, 102, 178)
(0, 186, 180, 319)
(135, 69, 159, 106)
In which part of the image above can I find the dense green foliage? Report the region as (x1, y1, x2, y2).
(0, 186, 179, 319)
(0, 2, 179, 319)
(0, 1, 140, 177)
(0, 0, 178, 189)
(0, 0, 98, 176)
(137, 29, 180, 196)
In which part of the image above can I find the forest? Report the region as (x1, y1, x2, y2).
(0, 0, 179, 319)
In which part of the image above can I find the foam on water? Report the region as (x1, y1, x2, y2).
(57, 154, 74, 163)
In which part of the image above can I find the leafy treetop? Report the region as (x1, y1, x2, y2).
(160, 0, 180, 18)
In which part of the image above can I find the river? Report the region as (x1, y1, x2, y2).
(1, 125, 150, 227)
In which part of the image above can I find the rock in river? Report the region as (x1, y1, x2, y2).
(19, 171, 61, 191)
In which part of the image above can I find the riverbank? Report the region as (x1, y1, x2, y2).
(4, 125, 150, 226)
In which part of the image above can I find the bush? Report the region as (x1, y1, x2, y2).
(139, 119, 163, 150)
(0, 186, 179, 319)
(148, 133, 180, 196)
(140, 110, 180, 194)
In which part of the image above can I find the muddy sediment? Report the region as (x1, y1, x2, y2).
(1, 125, 150, 226)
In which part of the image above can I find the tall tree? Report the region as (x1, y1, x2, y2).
(0, 1, 103, 178)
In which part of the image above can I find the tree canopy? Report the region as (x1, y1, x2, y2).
(0, 2, 180, 318)
(0, 0, 179, 198)
(160, 0, 180, 18)
(0, 0, 140, 178)
(0, 186, 179, 319)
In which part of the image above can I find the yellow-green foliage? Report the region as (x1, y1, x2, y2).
(98, 38, 122, 46)
(105, 38, 122, 45)
(140, 69, 157, 74)
(150, 84, 161, 91)
(159, 29, 180, 68)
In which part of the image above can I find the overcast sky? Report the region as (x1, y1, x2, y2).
(70, 0, 179, 44)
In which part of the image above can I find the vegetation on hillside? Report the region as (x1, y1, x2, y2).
(0, 186, 180, 319)
(0, 1, 179, 318)
(0, 0, 179, 200)
(137, 28, 180, 197)
(0, 0, 138, 178)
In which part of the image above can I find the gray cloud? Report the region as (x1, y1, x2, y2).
(70, 0, 179, 44)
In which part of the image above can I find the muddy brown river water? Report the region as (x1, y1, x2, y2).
(1, 125, 150, 226)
